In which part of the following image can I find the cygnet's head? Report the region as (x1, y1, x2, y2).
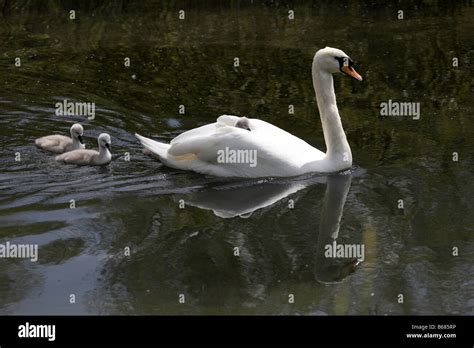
(70, 123, 84, 144)
(235, 117, 251, 131)
(313, 47, 362, 81)
(98, 133, 111, 151)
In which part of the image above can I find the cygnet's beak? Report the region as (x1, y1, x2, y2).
(105, 143, 111, 151)
(78, 135, 84, 144)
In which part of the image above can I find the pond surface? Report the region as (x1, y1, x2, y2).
(0, 1, 473, 315)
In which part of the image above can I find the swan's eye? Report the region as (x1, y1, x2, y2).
(335, 57, 354, 70)
(334, 56, 344, 67)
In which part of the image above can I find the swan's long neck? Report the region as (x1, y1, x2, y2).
(312, 62, 352, 165)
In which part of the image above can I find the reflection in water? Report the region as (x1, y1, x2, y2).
(91, 171, 365, 314)
(183, 179, 311, 219)
(186, 173, 359, 283)
(315, 174, 359, 284)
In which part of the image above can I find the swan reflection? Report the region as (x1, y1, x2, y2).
(182, 177, 321, 218)
(183, 171, 360, 283)
(93, 170, 365, 313)
(314, 174, 360, 284)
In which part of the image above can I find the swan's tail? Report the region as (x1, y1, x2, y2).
(135, 133, 171, 160)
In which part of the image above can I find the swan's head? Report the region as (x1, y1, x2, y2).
(98, 133, 111, 151)
(314, 47, 362, 81)
(70, 123, 84, 144)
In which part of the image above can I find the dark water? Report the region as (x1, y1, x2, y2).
(0, 1, 473, 315)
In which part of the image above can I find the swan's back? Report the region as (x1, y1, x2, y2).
(35, 135, 75, 153)
(55, 149, 111, 166)
(160, 115, 326, 177)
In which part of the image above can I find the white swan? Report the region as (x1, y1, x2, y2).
(55, 133, 112, 166)
(136, 47, 362, 178)
(35, 123, 85, 153)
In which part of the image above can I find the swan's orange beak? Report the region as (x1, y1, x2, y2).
(341, 65, 363, 81)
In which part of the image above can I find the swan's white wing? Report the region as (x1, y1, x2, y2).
(170, 115, 239, 145)
(166, 116, 325, 177)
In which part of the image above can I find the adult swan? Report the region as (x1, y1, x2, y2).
(136, 47, 362, 178)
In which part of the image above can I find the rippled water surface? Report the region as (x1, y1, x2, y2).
(0, 1, 473, 315)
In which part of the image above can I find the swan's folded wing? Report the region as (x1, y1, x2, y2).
(165, 117, 325, 176)
(170, 115, 240, 145)
(167, 124, 306, 173)
(168, 126, 256, 161)
(170, 123, 216, 145)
